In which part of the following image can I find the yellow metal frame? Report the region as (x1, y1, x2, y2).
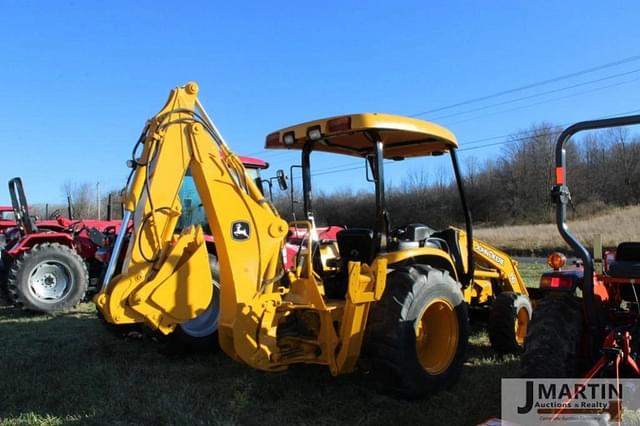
(95, 82, 388, 376)
(265, 113, 458, 159)
(95, 82, 530, 379)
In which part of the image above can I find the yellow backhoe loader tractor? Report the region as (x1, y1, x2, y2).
(268, 120, 532, 355)
(95, 82, 527, 398)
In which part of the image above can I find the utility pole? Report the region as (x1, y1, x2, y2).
(96, 181, 101, 220)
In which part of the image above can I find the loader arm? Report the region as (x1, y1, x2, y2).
(94, 82, 289, 360)
(471, 236, 528, 296)
(444, 227, 528, 303)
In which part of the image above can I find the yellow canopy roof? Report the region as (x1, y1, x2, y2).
(264, 113, 458, 159)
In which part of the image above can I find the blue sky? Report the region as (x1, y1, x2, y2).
(1, 1, 639, 205)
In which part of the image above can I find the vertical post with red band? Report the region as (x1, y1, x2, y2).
(555, 167, 564, 185)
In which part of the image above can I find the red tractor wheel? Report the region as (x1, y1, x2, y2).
(7, 243, 89, 313)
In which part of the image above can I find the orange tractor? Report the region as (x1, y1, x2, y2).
(522, 114, 640, 379)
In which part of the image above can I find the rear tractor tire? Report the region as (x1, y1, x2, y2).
(7, 243, 88, 313)
(488, 291, 532, 354)
(365, 264, 469, 399)
(521, 295, 584, 378)
(0, 256, 11, 303)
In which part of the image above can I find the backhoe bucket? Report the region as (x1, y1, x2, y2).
(96, 226, 214, 334)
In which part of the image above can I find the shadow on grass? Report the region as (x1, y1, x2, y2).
(0, 305, 516, 426)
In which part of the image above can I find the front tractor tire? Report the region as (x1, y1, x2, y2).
(6, 243, 89, 313)
(488, 291, 532, 354)
(521, 295, 584, 378)
(365, 264, 469, 399)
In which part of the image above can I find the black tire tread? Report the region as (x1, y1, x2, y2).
(488, 291, 532, 354)
(6, 242, 89, 313)
(521, 295, 584, 378)
(365, 264, 469, 398)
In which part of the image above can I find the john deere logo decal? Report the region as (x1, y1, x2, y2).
(231, 221, 250, 240)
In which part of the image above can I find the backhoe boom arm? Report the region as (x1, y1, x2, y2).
(94, 82, 289, 360)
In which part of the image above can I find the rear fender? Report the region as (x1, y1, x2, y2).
(379, 248, 458, 281)
(536, 269, 610, 303)
(6, 232, 74, 257)
(537, 270, 581, 293)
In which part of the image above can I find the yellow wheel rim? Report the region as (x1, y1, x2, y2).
(415, 298, 459, 375)
(515, 306, 529, 347)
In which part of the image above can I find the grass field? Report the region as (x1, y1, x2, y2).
(475, 204, 640, 254)
(0, 263, 546, 426)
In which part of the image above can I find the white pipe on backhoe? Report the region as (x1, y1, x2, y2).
(101, 209, 132, 290)
(195, 98, 229, 152)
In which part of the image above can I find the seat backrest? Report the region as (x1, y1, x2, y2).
(337, 229, 375, 264)
(615, 242, 640, 262)
(431, 228, 465, 280)
(399, 223, 434, 243)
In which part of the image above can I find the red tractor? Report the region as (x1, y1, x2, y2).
(0, 205, 17, 249)
(522, 114, 640, 379)
(0, 205, 16, 229)
(1, 177, 121, 313)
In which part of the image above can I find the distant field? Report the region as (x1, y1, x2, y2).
(0, 264, 546, 426)
(475, 205, 640, 254)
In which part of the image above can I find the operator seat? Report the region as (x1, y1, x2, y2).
(430, 228, 466, 281)
(337, 228, 375, 265)
(609, 242, 640, 277)
(393, 223, 435, 250)
(609, 242, 640, 302)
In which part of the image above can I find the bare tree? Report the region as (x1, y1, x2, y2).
(61, 181, 96, 219)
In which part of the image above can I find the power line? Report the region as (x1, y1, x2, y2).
(312, 163, 366, 177)
(431, 68, 640, 122)
(248, 56, 640, 159)
(291, 107, 640, 177)
(446, 76, 640, 127)
(459, 107, 640, 153)
(254, 55, 640, 170)
(410, 55, 640, 117)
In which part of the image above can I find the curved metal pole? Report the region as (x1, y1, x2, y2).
(289, 165, 302, 220)
(8, 177, 37, 235)
(373, 139, 387, 253)
(450, 150, 474, 287)
(552, 114, 640, 354)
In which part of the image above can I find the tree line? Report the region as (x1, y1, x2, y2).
(30, 122, 639, 228)
(275, 123, 640, 229)
(30, 183, 124, 221)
